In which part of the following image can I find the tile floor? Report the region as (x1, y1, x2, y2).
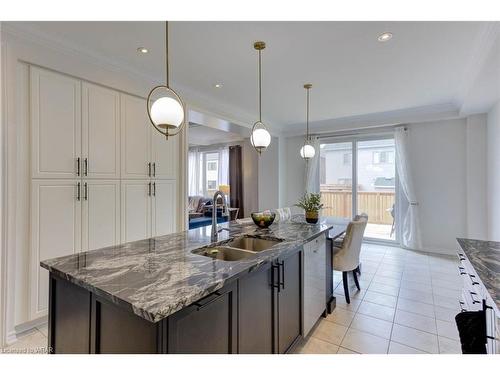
(3, 244, 463, 355)
(294, 243, 463, 354)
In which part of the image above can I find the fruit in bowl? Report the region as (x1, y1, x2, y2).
(251, 211, 276, 228)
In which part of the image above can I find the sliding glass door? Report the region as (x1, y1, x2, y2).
(320, 136, 397, 243)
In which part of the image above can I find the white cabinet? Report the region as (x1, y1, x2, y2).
(302, 234, 327, 336)
(31, 67, 81, 179)
(82, 82, 120, 179)
(82, 180, 121, 251)
(151, 130, 179, 179)
(120, 94, 151, 179)
(152, 180, 177, 237)
(120, 180, 152, 243)
(31, 180, 81, 318)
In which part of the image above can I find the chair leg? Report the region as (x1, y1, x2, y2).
(356, 264, 362, 276)
(352, 269, 361, 291)
(342, 271, 350, 304)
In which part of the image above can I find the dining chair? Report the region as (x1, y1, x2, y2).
(332, 215, 368, 304)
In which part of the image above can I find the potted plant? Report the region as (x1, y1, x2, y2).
(295, 193, 324, 224)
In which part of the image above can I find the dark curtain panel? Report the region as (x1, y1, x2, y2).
(229, 145, 244, 218)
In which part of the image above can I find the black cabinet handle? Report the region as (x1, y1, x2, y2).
(84, 182, 88, 200)
(153, 162, 156, 177)
(153, 182, 156, 196)
(148, 162, 151, 177)
(148, 182, 151, 196)
(194, 292, 224, 311)
(271, 263, 280, 292)
(76, 157, 80, 176)
(76, 182, 81, 201)
(278, 261, 285, 290)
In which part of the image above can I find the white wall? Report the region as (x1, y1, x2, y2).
(258, 136, 280, 211)
(487, 101, 500, 240)
(241, 139, 259, 216)
(465, 114, 488, 240)
(283, 136, 307, 209)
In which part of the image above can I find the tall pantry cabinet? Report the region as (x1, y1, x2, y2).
(29, 66, 178, 320)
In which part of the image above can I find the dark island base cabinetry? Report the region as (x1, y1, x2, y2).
(48, 250, 304, 354)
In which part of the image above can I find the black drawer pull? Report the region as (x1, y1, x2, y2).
(84, 158, 88, 176)
(272, 263, 281, 292)
(194, 292, 224, 311)
(76, 157, 80, 176)
(278, 261, 285, 290)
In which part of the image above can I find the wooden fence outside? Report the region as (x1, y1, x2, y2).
(320, 190, 395, 224)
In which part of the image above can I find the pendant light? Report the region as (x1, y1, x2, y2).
(250, 41, 271, 155)
(300, 84, 315, 160)
(146, 21, 185, 139)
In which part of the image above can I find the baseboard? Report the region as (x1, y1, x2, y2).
(5, 316, 47, 345)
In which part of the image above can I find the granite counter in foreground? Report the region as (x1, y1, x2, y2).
(41, 221, 332, 323)
(457, 238, 499, 310)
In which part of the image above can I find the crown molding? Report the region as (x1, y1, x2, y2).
(454, 22, 500, 112)
(282, 102, 461, 137)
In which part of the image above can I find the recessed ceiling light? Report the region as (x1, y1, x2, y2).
(137, 47, 149, 54)
(377, 32, 393, 42)
(214, 83, 223, 88)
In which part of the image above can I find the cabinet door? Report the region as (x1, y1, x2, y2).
(31, 180, 81, 319)
(167, 283, 237, 354)
(277, 251, 302, 353)
(82, 82, 120, 179)
(151, 180, 176, 237)
(31, 67, 81, 179)
(151, 129, 178, 179)
(120, 94, 151, 179)
(82, 180, 121, 251)
(120, 180, 151, 243)
(238, 263, 275, 354)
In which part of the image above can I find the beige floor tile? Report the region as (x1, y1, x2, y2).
(358, 300, 395, 322)
(311, 319, 348, 346)
(399, 280, 432, 293)
(401, 274, 432, 285)
(394, 309, 437, 334)
(434, 305, 460, 323)
(433, 294, 460, 309)
(372, 275, 402, 287)
(391, 324, 439, 353)
(436, 320, 460, 341)
(37, 323, 48, 337)
(336, 346, 360, 354)
(363, 290, 398, 308)
(334, 285, 366, 300)
(298, 337, 339, 354)
(325, 307, 356, 327)
(438, 336, 462, 354)
(334, 295, 362, 312)
(368, 282, 399, 297)
(397, 297, 435, 318)
(388, 341, 427, 354)
(431, 278, 462, 291)
(376, 269, 403, 279)
(350, 313, 393, 339)
(398, 287, 434, 305)
(432, 286, 461, 299)
(341, 328, 389, 354)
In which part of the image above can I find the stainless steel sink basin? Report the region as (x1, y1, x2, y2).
(191, 246, 256, 261)
(224, 236, 282, 252)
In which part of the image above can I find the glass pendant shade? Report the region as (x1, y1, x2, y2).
(150, 96, 184, 129)
(250, 123, 271, 150)
(300, 143, 315, 159)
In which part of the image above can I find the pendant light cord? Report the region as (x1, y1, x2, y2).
(306, 87, 310, 140)
(258, 49, 262, 122)
(165, 21, 170, 88)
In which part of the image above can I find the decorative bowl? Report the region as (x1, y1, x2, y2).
(251, 212, 276, 228)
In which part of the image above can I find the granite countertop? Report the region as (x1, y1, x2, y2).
(41, 221, 332, 323)
(457, 238, 500, 309)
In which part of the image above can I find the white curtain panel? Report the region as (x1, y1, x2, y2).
(218, 146, 229, 186)
(394, 127, 422, 250)
(188, 148, 201, 196)
(304, 136, 320, 194)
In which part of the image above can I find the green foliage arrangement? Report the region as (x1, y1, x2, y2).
(294, 193, 324, 212)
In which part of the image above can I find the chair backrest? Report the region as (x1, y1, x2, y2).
(333, 215, 368, 271)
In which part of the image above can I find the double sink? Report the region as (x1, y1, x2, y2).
(192, 236, 283, 262)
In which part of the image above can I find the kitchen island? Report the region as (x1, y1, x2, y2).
(41, 221, 333, 354)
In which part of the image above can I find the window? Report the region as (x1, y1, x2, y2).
(207, 161, 217, 171)
(373, 151, 394, 164)
(188, 148, 229, 198)
(207, 180, 217, 190)
(343, 152, 352, 165)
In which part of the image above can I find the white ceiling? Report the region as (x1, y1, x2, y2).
(9, 21, 498, 132)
